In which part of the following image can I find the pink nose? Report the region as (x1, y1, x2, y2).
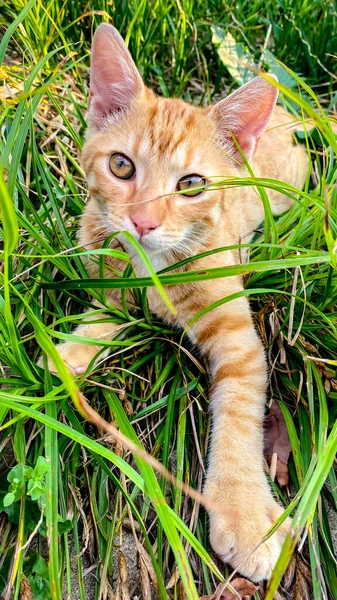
(131, 216, 159, 236)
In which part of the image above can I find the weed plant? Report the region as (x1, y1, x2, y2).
(0, 1, 337, 599)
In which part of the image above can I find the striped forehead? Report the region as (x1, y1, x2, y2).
(131, 99, 199, 167)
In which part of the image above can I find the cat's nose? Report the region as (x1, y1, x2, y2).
(131, 216, 159, 236)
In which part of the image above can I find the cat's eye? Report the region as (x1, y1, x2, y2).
(109, 153, 135, 180)
(177, 174, 207, 197)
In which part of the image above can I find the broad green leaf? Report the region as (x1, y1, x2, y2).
(0, 175, 19, 256)
(211, 26, 255, 85)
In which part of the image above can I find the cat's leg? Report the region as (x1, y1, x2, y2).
(189, 294, 288, 581)
(39, 301, 124, 375)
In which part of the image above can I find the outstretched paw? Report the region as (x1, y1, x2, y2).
(208, 492, 290, 582)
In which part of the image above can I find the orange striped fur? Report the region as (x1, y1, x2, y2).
(48, 25, 308, 581)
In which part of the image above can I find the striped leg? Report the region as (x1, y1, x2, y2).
(190, 295, 288, 581)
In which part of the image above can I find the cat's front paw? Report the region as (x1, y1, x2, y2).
(208, 490, 289, 582)
(38, 342, 104, 376)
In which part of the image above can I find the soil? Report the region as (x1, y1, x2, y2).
(63, 530, 139, 600)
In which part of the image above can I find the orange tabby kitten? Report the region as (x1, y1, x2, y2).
(46, 25, 308, 581)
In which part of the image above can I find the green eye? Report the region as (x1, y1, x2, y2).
(177, 174, 207, 197)
(109, 153, 135, 180)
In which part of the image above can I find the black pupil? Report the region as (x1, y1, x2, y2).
(118, 157, 128, 168)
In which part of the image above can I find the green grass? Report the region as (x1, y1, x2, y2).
(0, 1, 337, 599)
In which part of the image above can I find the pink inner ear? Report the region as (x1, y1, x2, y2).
(89, 24, 144, 128)
(229, 97, 276, 158)
(211, 77, 278, 161)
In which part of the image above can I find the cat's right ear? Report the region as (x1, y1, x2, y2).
(88, 23, 144, 129)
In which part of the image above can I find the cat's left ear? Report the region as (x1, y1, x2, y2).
(88, 23, 145, 129)
(210, 76, 278, 161)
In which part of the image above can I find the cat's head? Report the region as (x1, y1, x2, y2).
(82, 24, 278, 255)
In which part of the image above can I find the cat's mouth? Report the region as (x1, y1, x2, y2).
(136, 231, 181, 254)
(138, 234, 166, 252)
(115, 218, 184, 253)
(115, 228, 166, 253)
